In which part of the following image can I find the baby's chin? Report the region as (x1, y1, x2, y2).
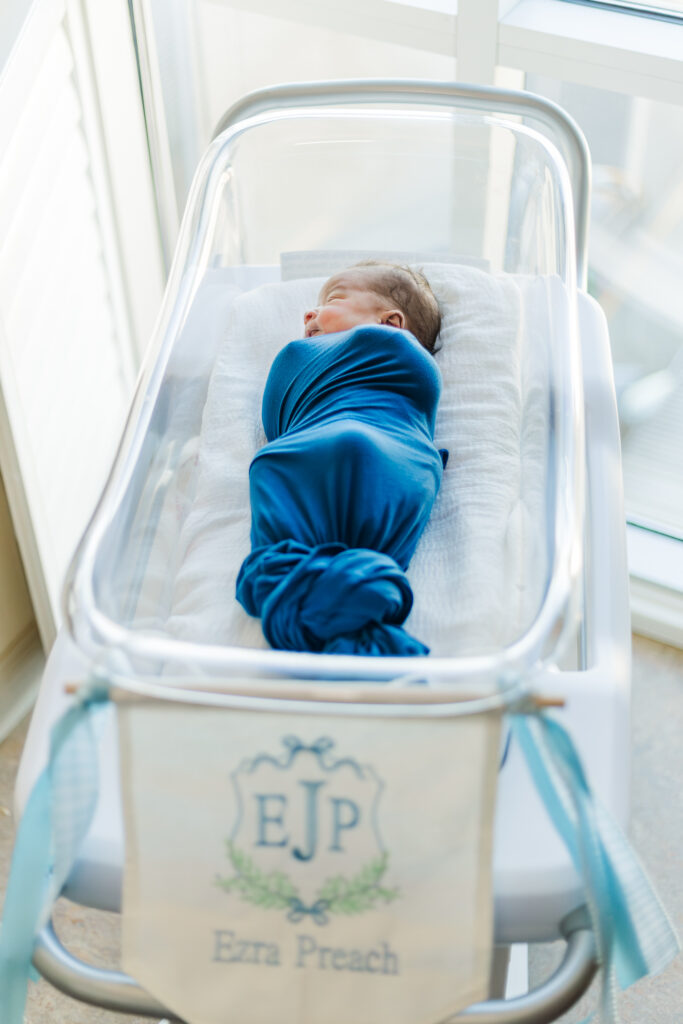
(305, 321, 383, 339)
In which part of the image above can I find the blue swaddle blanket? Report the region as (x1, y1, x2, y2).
(236, 324, 443, 655)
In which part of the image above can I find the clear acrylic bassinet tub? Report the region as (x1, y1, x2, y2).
(64, 80, 587, 686)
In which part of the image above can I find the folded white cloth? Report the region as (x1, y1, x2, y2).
(165, 264, 554, 656)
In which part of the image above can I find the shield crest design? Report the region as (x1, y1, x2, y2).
(216, 736, 397, 924)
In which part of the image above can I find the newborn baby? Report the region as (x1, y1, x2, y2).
(236, 262, 444, 656)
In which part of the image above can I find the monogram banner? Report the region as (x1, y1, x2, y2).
(119, 701, 501, 1024)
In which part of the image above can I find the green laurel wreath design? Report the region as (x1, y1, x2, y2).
(316, 852, 399, 914)
(215, 841, 399, 917)
(215, 841, 298, 909)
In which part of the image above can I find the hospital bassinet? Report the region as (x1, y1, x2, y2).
(8, 81, 642, 1022)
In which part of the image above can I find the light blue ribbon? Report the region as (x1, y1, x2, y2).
(511, 711, 679, 1022)
(0, 685, 108, 1024)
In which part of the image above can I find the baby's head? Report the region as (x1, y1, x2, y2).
(303, 262, 441, 354)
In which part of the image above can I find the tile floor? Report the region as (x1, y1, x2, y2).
(0, 634, 681, 1023)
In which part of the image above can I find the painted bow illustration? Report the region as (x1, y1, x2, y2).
(286, 897, 330, 925)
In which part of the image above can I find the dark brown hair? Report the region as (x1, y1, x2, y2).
(349, 261, 441, 354)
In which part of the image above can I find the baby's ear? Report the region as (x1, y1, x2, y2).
(381, 310, 405, 329)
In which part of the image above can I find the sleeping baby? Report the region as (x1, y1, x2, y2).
(235, 261, 444, 656)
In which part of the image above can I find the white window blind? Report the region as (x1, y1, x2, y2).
(0, 0, 140, 647)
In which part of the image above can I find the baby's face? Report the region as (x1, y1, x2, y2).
(303, 272, 391, 339)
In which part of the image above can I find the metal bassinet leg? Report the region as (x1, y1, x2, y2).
(32, 906, 597, 1024)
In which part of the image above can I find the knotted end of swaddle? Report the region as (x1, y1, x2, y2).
(236, 539, 428, 655)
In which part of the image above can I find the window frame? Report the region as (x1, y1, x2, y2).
(498, 0, 683, 102)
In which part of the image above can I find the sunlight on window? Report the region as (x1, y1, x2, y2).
(528, 76, 683, 540)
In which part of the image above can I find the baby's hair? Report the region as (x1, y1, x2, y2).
(348, 260, 441, 354)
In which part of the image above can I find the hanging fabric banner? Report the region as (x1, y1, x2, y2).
(118, 701, 501, 1024)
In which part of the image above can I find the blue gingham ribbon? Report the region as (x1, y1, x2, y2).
(511, 711, 679, 1022)
(0, 685, 108, 1024)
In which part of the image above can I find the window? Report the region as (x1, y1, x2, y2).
(525, 78, 683, 539)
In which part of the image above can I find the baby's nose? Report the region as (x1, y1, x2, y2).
(304, 309, 318, 324)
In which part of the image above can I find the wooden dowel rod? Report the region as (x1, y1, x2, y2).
(65, 681, 565, 709)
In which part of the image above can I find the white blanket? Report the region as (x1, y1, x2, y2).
(162, 263, 554, 657)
